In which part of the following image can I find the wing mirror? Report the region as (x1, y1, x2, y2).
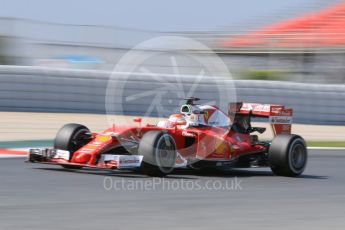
(133, 117, 142, 123)
(133, 117, 142, 124)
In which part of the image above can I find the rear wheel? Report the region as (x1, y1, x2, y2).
(268, 134, 307, 177)
(139, 131, 177, 177)
(54, 123, 91, 169)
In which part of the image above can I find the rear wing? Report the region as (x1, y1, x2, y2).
(228, 102, 293, 135)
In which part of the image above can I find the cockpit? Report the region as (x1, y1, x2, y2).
(157, 102, 231, 129)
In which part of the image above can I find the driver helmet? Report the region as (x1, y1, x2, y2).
(185, 113, 199, 126)
(168, 114, 186, 124)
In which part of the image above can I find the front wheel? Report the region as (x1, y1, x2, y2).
(268, 134, 307, 177)
(138, 131, 177, 177)
(54, 123, 91, 169)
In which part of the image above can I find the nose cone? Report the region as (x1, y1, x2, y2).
(74, 153, 91, 163)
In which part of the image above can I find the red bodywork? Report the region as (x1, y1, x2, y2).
(31, 102, 293, 170)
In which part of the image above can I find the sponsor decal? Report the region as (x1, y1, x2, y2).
(119, 159, 140, 164)
(96, 135, 112, 142)
(204, 110, 209, 122)
(201, 109, 216, 124)
(270, 106, 282, 114)
(280, 109, 293, 116)
(242, 103, 271, 112)
(101, 155, 143, 168)
(253, 104, 271, 112)
(79, 149, 93, 153)
(53, 150, 70, 160)
(182, 131, 195, 137)
(118, 155, 143, 168)
(214, 138, 226, 155)
(269, 116, 292, 124)
(84, 145, 98, 149)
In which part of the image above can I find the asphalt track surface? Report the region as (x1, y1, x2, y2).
(1, 149, 344, 230)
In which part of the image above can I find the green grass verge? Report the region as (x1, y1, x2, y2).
(0, 140, 53, 148)
(238, 69, 288, 81)
(307, 141, 345, 148)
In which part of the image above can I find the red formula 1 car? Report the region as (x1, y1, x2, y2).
(28, 98, 307, 177)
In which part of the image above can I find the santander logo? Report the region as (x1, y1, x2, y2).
(269, 116, 292, 124)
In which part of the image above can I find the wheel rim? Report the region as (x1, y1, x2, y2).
(70, 129, 89, 151)
(155, 135, 176, 173)
(290, 143, 306, 171)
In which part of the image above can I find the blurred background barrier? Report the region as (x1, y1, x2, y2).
(0, 1, 345, 144)
(0, 65, 344, 125)
(2, 3, 345, 84)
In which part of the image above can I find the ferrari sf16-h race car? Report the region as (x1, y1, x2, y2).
(27, 98, 307, 177)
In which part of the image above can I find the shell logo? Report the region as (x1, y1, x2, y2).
(84, 145, 98, 149)
(96, 135, 112, 142)
(204, 111, 209, 122)
(214, 139, 226, 155)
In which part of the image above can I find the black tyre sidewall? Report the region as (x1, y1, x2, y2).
(139, 131, 177, 176)
(54, 123, 90, 154)
(268, 134, 307, 177)
(288, 138, 308, 175)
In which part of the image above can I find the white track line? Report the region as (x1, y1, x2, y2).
(0, 155, 27, 158)
(308, 147, 345, 150)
